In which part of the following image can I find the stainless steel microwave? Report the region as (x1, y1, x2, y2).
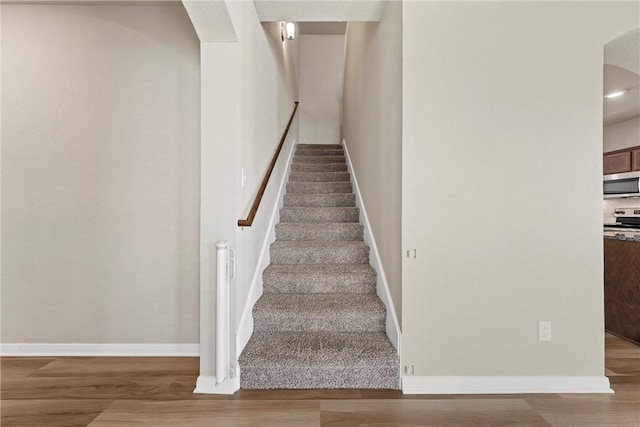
(604, 171, 640, 198)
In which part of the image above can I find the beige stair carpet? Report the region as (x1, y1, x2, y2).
(238, 144, 399, 389)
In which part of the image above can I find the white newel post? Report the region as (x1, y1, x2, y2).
(194, 240, 238, 394)
(216, 241, 231, 384)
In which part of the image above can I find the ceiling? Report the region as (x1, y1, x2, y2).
(603, 64, 639, 126)
(179, 0, 382, 42)
(605, 29, 640, 75)
(604, 29, 640, 127)
(254, 0, 384, 22)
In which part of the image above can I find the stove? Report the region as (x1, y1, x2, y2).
(604, 207, 640, 241)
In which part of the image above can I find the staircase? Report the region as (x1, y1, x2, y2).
(238, 143, 399, 389)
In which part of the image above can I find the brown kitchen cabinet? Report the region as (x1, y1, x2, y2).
(632, 148, 640, 172)
(603, 151, 631, 174)
(604, 145, 640, 174)
(604, 238, 640, 344)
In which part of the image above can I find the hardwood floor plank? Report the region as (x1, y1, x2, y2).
(606, 346, 640, 359)
(1, 375, 175, 400)
(526, 397, 640, 427)
(168, 380, 367, 401)
(29, 357, 199, 378)
(1, 357, 56, 378)
(605, 368, 628, 376)
(1, 399, 112, 427)
(605, 333, 640, 355)
(381, 393, 562, 400)
(610, 375, 640, 385)
(558, 376, 640, 403)
(320, 399, 551, 426)
(89, 399, 321, 426)
(606, 357, 640, 375)
(235, 389, 364, 400)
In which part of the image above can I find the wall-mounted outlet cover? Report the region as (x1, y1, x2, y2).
(539, 321, 552, 342)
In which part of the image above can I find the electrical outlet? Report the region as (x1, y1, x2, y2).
(241, 168, 247, 188)
(539, 321, 552, 341)
(404, 364, 414, 375)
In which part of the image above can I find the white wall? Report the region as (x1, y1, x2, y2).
(229, 2, 299, 333)
(1, 4, 201, 343)
(402, 1, 639, 377)
(299, 35, 344, 144)
(604, 116, 640, 152)
(196, 2, 299, 374)
(199, 41, 239, 375)
(343, 2, 402, 322)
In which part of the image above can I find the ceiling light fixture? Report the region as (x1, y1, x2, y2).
(604, 90, 625, 99)
(281, 22, 295, 41)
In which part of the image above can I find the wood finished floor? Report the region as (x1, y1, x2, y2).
(1, 333, 638, 426)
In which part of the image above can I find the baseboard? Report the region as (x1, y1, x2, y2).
(236, 138, 297, 357)
(0, 343, 199, 357)
(342, 139, 402, 353)
(402, 375, 613, 394)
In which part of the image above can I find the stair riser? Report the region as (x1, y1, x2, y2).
(289, 172, 350, 182)
(253, 314, 385, 333)
(295, 150, 344, 157)
(263, 275, 375, 294)
(270, 246, 369, 264)
(291, 163, 347, 172)
(287, 182, 352, 194)
(292, 156, 345, 164)
(283, 194, 356, 207)
(276, 224, 363, 241)
(297, 144, 342, 150)
(240, 367, 400, 389)
(280, 208, 359, 223)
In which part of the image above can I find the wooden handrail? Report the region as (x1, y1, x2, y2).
(238, 101, 299, 227)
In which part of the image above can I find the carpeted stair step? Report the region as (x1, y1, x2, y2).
(276, 222, 363, 241)
(283, 193, 356, 207)
(297, 144, 343, 150)
(280, 207, 359, 223)
(263, 264, 376, 294)
(270, 241, 369, 264)
(238, 331, 399, 389)
(295, 149, 344, 157)
(292, 155, 346, 164)
(253, 294, 386, 333)
(289, 171, 350, 182)
(287, 181, 352, 194)
(291, 163, 348, 172)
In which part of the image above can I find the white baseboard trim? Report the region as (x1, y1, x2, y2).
(402, 375, 613, 394)
(236, 138, 297, 358)
(342, 139, 402, 353)
(194, 373, 240, 395)
(0, 343, 199, 357)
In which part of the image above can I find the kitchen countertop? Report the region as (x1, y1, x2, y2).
(604, 235, 640, 241)
(604, 224, 640, 241)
